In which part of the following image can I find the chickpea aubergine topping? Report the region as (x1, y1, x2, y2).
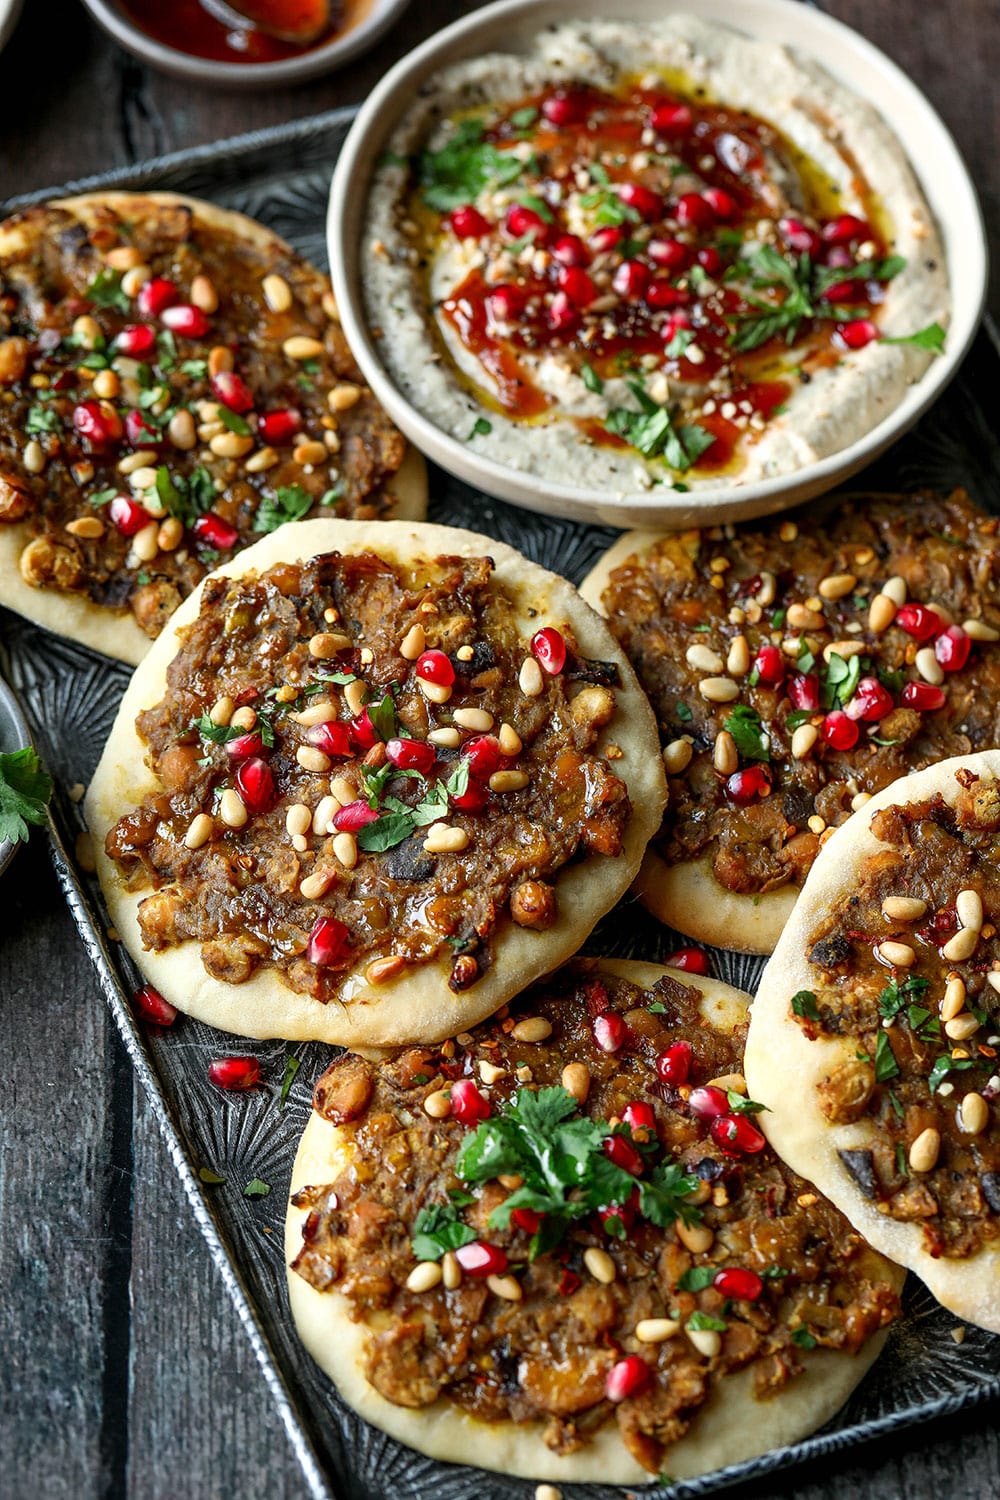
(104, 549, 631, 998)
(600, 491, 1000, 900)
(290, 964, 899, 1474)
(0, 198, 406, 637)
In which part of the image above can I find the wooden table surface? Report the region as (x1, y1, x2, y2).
(1, 2, 998, 1497)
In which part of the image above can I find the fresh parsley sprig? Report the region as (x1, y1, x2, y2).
(604, 381, 714, 471)
(418, 118, 526, 212)
(0, 747, 53, 845)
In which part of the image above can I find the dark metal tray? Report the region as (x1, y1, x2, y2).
(4, 107, 1000, 1500)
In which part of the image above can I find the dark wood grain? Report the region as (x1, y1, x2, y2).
(1, 2, 999, 1497)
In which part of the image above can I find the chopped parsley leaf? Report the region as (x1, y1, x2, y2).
(467, 416, 492, 440)
(580, 362, 603, 393)
(418, 117, 525, 212)
(411, 1202, 476, 1261)
(243, 1178, 271, 1199)
(25, 405, 62, 435)
(791, 989, 819, 1020)
(723, 703, 770, 762)
(254, 483, 314, 533)
(687, 1311, 727, 1332)
(279, 1055, 300, 1109)
(215, 404, 252, 436)
(676, 1265, 716, 1292)
(883, 321, 946, 353)
(791, 1326, 817, 1350)
(874, 1031, 900, 1083)
(85, 267, 129, 313)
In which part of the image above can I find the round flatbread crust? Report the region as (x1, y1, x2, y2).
(285, 959, 900, 1485)
(745, 751, 1000, 1332)
(0, 192, 427, 666)
(86, 519, 667, 1047)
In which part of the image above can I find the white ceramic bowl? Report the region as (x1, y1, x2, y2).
(329, 0, 987, 529)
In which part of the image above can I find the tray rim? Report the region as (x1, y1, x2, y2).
(5, 103, 1000, 1500)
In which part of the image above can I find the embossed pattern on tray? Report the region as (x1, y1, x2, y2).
(4, 109, 1000, 1500)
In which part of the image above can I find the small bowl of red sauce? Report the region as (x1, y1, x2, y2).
(80, 0, 411, 87)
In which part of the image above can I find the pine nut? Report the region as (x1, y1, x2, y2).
(121, 264, 151, 297)
(663, 738, 693, 774)
(963, 618, 1000, 642)
(713, 730, 737, 775)
(208, 346, 233, 377)
(868, 593, 897, 632)
(106, 245, 144, 270)
(882, 575, 908, 605)
(285, 803, 311, 838)
(498, 723, 522, 755)
(790, 723, 818, 760)
(291, 700, 338, 727)
(333, 831, 358, 869)
(245, 446, 279, 473)
(66, 516, 105, 539)
(487, 1274, 522, 1301)
(823, 640, 865, 662)
(960, 1092, 989, 1135)
(424, 1089, 451, 1118)
(283, 335, 325, 360)
(636, 1318, 680, 1343)
(21, 438, 45, 474)
(755, 571, 776, 606)
(479, 1060, 506, 1085)
(915, 647, 944, 686)
(561, 1062, 590, 1102)
(707, 1072, 746, 1094)
(535, 1486, 562, 1500)
(519, 658, 544, 697)
(118, 448, 157, 475)
(423, 824, 470, 854)
(92, 368, 119, 399)
(210, 695, 235, 727)
(442, 1250, 461, 1289)
(72, 314, 102, 349)
(489, 769, 529, 793)
(366, 954, 405, 984)
(400, 622, 426, 659)
(908, 1126, 941, 1173)
(300, 867, 336, 900)
(420, 680, 452, 706)
(343, 680, 367, 716)
(312, 795, 339, 835)
(583, 1247, 616, 1284)
(819, 572, 857, 600)
(328, 382, 362, 411)
(945, 1014, 981, 1042)
(262, 273, 293, 313)
(687, 1327, 721, 1358)
(219, 790, 247, 828)
(128, 467, 159, 495)
(453, 707, 494, 732)
(986, 971, 1000, 995)
(428, 727, 461, 748)
(877, 941, 915, 967)
(687, 643, 724, 673)
(309, 631, 352, 658)
(942, 926, 979, 962)
(787, 603, 826, 630)
(727, 634, 750, 675)
(406, 1261, 443, 1293)
(511, 1016, 552, 1043)
(698, 676, 739, 703)
(190, 274, 218, 313)
(158, 517, 183, 551)
(851, 791, 872, 812)
(941, 976, 966, 1021)
(132, 521, 159, 563)
(676, 1219, 714, 1253)
(231, 706, 256, 730)
(210, 431, 254, 459)
(297, 745, 331, 773)
(882, 896, 928, 922)
(956, 889, 983, 931)
(293, 440, 327, 466)
(322, 291, 340, 321)
(184, 812, 213, 849)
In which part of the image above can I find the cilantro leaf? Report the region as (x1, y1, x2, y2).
(215, 404, 252, 437)
(192, 712, 241, 746)
(156, 330, 178, 371)
(254, 484, 314, 534)
(85, 267, 129, 313)
(26, 405, 62, 435)
(791, 989, 819, 1020)
(676, 1265, 716, 1292)
(874, 1031, 900, 1083)
(821, 651, 865, 710)
(156, 464, 215, 529)
(411, 1202, 477, 1261)
(791, 1326, 817, 1349)
(727, 1090, 768, 1115)
(243, 1178, 271, 1198)
(928, 1054, 980, 1094)
(639, 1160, 703, 1228)
(688, 1311, 727, 1332)
(0, 747, 53, 844)
(418, 118, 524, 212)
(367, 690, 397, 743)
(356, 811, 417, 853)
(877, 974, 930, 1021)
(883, 321, 946, 353)
(723, 704, 770, 762)
(605, 385, 712, 471)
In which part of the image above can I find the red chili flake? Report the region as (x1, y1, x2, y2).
(655, 1041, 692, 1086)
(108, 494, 153, 536)
(901, 680, 946, 712)
(137, 277, 178, 317)
(711, 1112, 767, 1156)
(449, 1078, 492, 1125)
(235, 756, 275, 816)
(822, 213, 870, 244)
(726, 767, 771, 805)
(779, 216, 822, 257)
(558, 1268, 581, 1295)
(414, 649, 455, 687)
(606, 1354, 652, 1403)
(161, 304, 211, 337)
(713, 1266, 764, 1301)
(308, 720, 352, 758)
(647, 237, 691, 270)
(650, 101, 692, 135)
(114, 323, 156, 357)
(72, 399, 122, 448)
(211, 370, 255, 413)
(935, 625, 971, 672)
(333, 799, 379, 833)
(821, 711, 859, 751)
(665, 946, 711, 975)
(133, 984, 177, 1026)
(551, 234, 590, 267)
(124, 408, 162, 449)
(193, 513, 238, 550)
(616, 182, 663, 221)
(455, 1240, 508, 1276)
(449, 205, 490, 239)
(603, 1134, 645, 1176)
(753, 644, 785, 685)
(386, 737, 436, 775)
(688, 1085, 730, 1120)
(845, 676, 894, 722)
(511, 1207, 543, 1234)
(208, 1056, 260, 1090)
(622, 1100, 656, 1133)
(592, 1011, 626, 1053)
(306, 916, 350, 967)
(896, 603, 944, 642)
(531, 626, 567, 675)
(258, 408, 301, 446)
(224, 730, 265, 762)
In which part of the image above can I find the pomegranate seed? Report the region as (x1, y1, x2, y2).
(613, 260, 650, 299)
(114, 323, 156, 357)
(547, 291, 578, 333)
(647, 237, 691, 270)
(505, 203, 549, 240)
(896, 603, 943, 642)
(306, 916, 350, 967)
(617, 182, 663, 221)
(713, 1266, 764, 1301)
(52, 370, 77, 391)
(552, 233, 590, 267)
(593, 1011, 626, 1053)
(622, 1100, 656, 1133)
(193, 513, 238, 550)
(225, 730, 265, 761)
(645, 279, 690, 309)
(822, 213, 870, 244)
(487, 284, 524, 322)
(137, 277, 178, 317)
(541, 89, 586, 126)
(599, 1196, 637, 1236)
(712, 1112, 767, 1156)
(531, 625, 567, 675)
(788, 672, 820, 711)
(701, 187, 737, 220)
(902, 680, 946, 711)
(308, 720, 352, 758)
(688, 1085, 730, 1119)
(753, 644, 785, 685)
(72, 400, 122, 448)
(208, 1056, 260, 1090)
(450, 1078, 492, 1124)
(590, 226, 623, 253)
(661, 311, 693, 347)
(603, 1134, 645, 1176)
(124, 409, 162, 448)
(606, 1355, 652, 1403)
(161, 304, 211, 337)
(455, 1240, 508, 1276)
(235, 756, 275, 815)
(676, 192, 715, 228)
(697, 246, 723, 275)
(386, 737, 436, 774)
(825, 245, 854, 269)
(650, 101, 692, 135)
(845, 676, 894, 722)
(415, 649, 455, 687)
(349, 709, 379, 749)
(726, 767, 771, 805)
(333, 799, 379, 832)
(461, 734, 503, 780)
(656, 1041, 693, 1086)
(779, 216, 822, 256)
(108, 494, 153, 536)
(836, 319, 880, 349)
(822, 711, 859, 751)
(449, 205, 490, 239)
(211, 370, 254, 413)
(512, 1207, 543, 1234)
(665, 947, 710, 975)
(133, 984, 177, 1026)
(450, 779, 490, 814)
(556, 265, 596, 307)
(258, 408, 301, 445)
(935, 625, 971, 672)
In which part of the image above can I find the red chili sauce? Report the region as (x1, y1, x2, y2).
(118, 0, 351, 64)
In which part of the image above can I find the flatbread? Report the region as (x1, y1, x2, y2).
(0, 192, 426, 665)
(745, 752, 1000, 1332)
(285, 958, 903, 1485)
(85, 519, 666, 1046)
